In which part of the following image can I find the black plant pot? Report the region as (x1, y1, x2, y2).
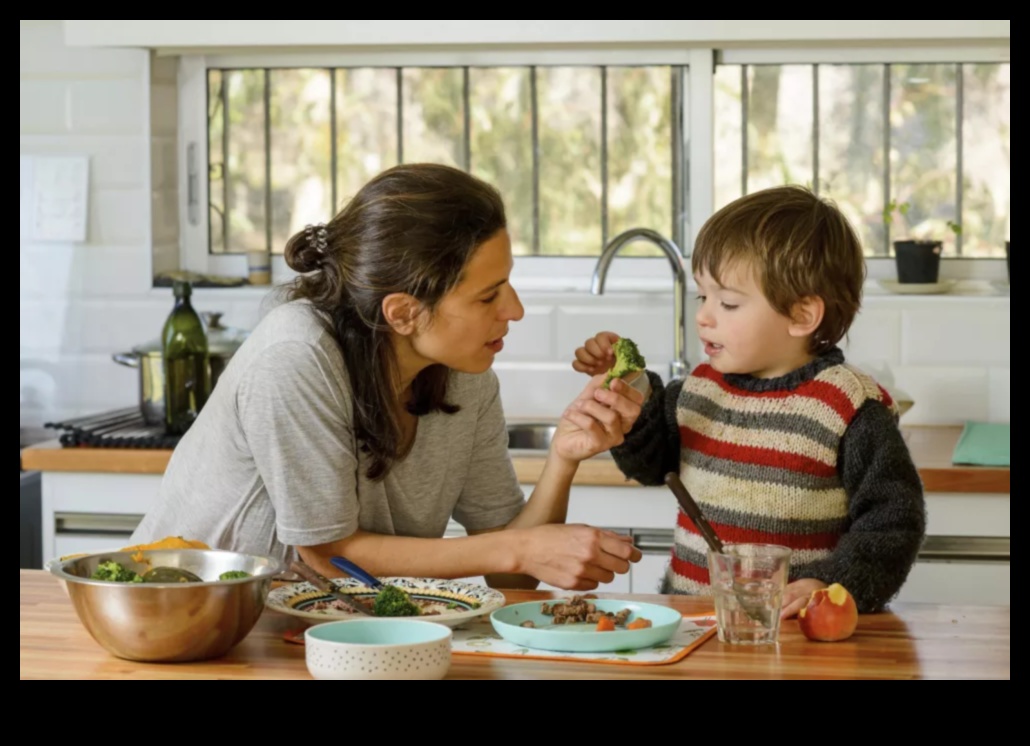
(1005, 241, 1010, 284)
(894, 240, 942, 284)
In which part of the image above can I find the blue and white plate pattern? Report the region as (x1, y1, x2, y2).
(267, 576, 506, 628)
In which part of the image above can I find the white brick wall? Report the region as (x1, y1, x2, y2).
(19, 20, 1011, 434)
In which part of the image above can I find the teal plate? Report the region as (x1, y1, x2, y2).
(490, 599, 682, 653)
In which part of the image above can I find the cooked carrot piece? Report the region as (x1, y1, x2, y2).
(595, 615, 616, 631)
(627, 617, 652, 630)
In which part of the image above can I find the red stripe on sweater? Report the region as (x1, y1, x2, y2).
(693, 364, 858, 421)
(679, 427, 837, 478)
(670, 553, 711, 584)
(677, 512, 841, 550)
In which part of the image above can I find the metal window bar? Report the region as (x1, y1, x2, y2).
(263, 68, 272, 254)
(330, 67, 338, 214)
(741, 65, 749, 195)
(530, 66, 540, 255)
(396, 68, 404, 164)
(600, 65, 609, 248)
(883, 63, 892, 256)
(956, 63, 964, 256)
(462, 66, 471, 171)
(812, 64, 820, 195)
(221, 71, 230, 252)
(671, 65, 685, 252)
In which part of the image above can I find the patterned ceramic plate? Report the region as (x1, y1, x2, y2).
(266, 576, 506, 628)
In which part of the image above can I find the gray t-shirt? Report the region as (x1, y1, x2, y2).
(130, 300, 526, 565)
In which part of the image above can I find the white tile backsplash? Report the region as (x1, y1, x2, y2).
(890, 366, 990, 425)
(20, 80, 70, 134)
(902, 305, 1010, 366)
(987, 368, 1011, 423)
(17, 20, 1012, 433)
(19, 135, 146, 189)
(68, 79, 145, 134)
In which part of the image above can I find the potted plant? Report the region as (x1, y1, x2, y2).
(883, 200, 960, 284)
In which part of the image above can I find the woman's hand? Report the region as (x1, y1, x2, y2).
(780, 578, 829, 619)
(551, 374, 644, 462)
(572, 331, 620, 377)
(517, 524, 642, 591)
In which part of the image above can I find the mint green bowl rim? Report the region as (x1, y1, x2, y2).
(490, 599, 682, 653)
(304, 618, 453, 647)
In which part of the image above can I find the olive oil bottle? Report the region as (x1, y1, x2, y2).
(161, 280, 210, 435)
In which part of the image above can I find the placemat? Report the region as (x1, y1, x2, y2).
(952, 421, 1010, 466)
(450, 613, 717, 666)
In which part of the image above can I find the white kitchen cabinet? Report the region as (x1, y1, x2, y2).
(38, 470, 1010, 607)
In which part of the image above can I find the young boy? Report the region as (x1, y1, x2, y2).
(573, 185, 926, 617)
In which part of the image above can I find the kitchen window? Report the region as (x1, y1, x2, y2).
(175, 45, 1008, 286)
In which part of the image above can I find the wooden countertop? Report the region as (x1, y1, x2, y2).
(19, 570, 1009, 680)
(20, 425, 1009, 493)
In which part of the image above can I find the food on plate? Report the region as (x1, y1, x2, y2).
(219, 570, 252, 580)
(372, 584, 422, 617)
(140, 566, 204, 583)
(90, 560, 143, 583)
(541, 594, 651, 631)
(798, 583, 859, 642)
(602, 337, 646, 390)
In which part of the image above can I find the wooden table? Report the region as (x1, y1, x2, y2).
(20, 570, 1010, 680)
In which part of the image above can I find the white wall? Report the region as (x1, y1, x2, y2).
(21, 20, 1010, 437)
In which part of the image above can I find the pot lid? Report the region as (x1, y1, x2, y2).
(200, 311, 250, 355)
(131, 312, 249, 356)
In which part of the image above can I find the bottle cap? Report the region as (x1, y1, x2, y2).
(173, 279, 193, 297)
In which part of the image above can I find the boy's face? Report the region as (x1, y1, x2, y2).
(694, 261, 815, 379)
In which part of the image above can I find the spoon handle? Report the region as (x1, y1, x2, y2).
(663, 472, 724, 554)
(330, 556, 385, 589)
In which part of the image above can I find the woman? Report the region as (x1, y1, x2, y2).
(130, 163, 644, 590)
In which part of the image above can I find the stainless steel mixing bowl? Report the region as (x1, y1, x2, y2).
(48, 548, 284, 662)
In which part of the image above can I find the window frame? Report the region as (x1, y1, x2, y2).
(175, 43, 1009, 291)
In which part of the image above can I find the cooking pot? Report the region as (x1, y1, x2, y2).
(113, 312, 248, 426)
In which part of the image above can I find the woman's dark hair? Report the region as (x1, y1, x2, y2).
(284, 163, 507, 480)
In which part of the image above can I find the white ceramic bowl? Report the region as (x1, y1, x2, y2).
(305, 619, 453, 680)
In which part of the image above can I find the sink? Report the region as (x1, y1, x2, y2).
(506, 423, 556, 451)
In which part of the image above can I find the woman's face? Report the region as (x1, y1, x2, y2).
(411, 229, 525, 374)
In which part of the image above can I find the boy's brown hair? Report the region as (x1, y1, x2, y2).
(691, 184, 865, 352)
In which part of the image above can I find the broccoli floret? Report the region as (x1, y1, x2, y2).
(90, 560, 142, 583)
(602, 337, 647, 389)
(219, 570, 251, 580)
(372, 584, 421, 617)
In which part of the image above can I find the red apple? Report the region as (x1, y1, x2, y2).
(797, 583, 858, 642)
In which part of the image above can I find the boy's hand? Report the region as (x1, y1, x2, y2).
(552, 373, 645, 462)
(780, 578, 829, 619)
(572, 331, 620, 377)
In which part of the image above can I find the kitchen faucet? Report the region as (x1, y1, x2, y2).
(590, 227, 689, 380)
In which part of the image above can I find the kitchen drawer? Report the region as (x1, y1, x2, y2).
(53, 533, 134, 559)
(895, 559, 1010, 606)
(630, 552, 669, 594)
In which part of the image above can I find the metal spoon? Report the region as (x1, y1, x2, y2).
(663, 472, 773, 626)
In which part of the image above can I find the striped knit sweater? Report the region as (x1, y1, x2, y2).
(610, 347, 927, 613)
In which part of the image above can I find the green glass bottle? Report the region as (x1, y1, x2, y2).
(162, 280, 211, 435)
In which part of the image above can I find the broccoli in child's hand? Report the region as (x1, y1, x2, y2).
(219, 570, 251, 580)
(372, 584, 421, 617)
(602, 337, 647, 390)
(90, 560, 143, 583)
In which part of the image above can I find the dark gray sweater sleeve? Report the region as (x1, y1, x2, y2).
(802, 400, 927, 613)
(609, 370, 684, 486)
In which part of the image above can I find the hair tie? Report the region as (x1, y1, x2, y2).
(305, 223, 329, 253)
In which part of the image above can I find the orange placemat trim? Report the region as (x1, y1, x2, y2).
(450, 614, 717, 666)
